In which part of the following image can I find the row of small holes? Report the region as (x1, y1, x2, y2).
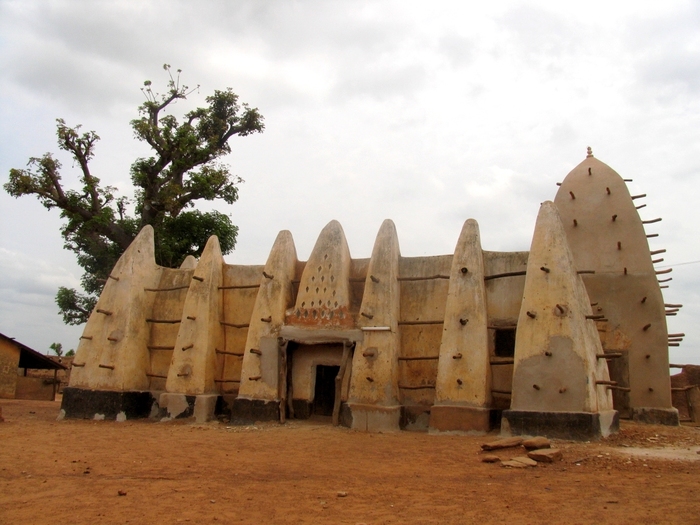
(297, 309, 344, 319)
(301, 300, 339, 308)
(302, 256, 337, 306)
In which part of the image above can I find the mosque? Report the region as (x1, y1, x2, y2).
(60, 149, 680, 439)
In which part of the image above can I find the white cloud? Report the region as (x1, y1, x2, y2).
(0, 0, 699, 364)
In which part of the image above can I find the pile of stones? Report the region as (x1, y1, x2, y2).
(480, 436, 562, 468)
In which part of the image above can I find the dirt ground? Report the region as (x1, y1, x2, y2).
(1, 399, 699, 524)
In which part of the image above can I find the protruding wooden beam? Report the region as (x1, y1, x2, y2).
(597, 353, 622, 359)
(144, 285, 190, 292)
(484, 271, 527, 281)
(220, 321, 250, 328)
(215, 349, 244, 356)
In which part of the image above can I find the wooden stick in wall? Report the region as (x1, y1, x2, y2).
(333, 342, 353, 427)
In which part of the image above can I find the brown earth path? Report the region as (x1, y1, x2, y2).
(1, 399, 699, 524)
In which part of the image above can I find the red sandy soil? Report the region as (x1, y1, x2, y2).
(1, 398, 699, 525)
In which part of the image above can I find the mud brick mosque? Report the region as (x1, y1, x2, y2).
(60, 149, 681, 439)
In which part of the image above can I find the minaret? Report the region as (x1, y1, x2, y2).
(553, 148, 678, 425)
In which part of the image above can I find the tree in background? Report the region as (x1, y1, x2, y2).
(5, 65, 264, 324)
(49, 342, 63, 357)
(49, 342, 74, 357)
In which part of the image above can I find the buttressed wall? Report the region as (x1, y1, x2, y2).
(61, 150, 679, 438)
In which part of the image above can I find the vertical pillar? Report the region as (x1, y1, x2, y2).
(502, 202, 618, 440)
(347, 219, 401, 432)
(61, 226, 161, 420)
(233, 230, 298, 423)
(161, 235, 224, 422)
(430, 219, 491, 433)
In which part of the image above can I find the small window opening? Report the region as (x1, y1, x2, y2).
(494, 329, 516, 358)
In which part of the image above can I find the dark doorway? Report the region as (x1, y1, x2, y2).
(494, 329, 516, 357)
(312, 365, 339, 416)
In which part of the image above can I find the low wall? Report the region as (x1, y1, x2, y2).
(15, 376, 56, 401)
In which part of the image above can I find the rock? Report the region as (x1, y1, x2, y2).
(522, 436, 551, 450)
(337, 491, 348, 497)
(0, 406, 4, 422)
(501, 460, 529, 468)
(481, 437, 523, 451)
(480, 455, 500, 463)
(528, 449, 563, 463)
(511, 456, 538, 467)
(118, 490, 127, 496)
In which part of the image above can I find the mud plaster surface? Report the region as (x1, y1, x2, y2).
(1, 398, 699, 524)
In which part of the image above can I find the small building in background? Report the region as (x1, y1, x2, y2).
(0, 333, 67, 401)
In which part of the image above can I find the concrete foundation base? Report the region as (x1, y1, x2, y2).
(428, 405, 494, 434)
(630, 407, 679, 426)
(230, 397, 280, 424)
(401, 405, 431, 431)
(291, 399, 312, 419)
(346, 403, 400, 432)
(60, 387, 154, 420)
(339, 402, 352, 428)
(217, 394, 238, 418)
(501, 409, 619, 440)
(159, 393, 219, 423)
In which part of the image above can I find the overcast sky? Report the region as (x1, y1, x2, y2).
(0, 0, 699, 366)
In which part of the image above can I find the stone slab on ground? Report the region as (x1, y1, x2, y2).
(481, 437, 523, 451)
(480, 455, 500, 463)
(511, 456, 538, 467)
(522, 436, 551, 450)
(528, 448, 563, 463)
(501, 460, 529, 468)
